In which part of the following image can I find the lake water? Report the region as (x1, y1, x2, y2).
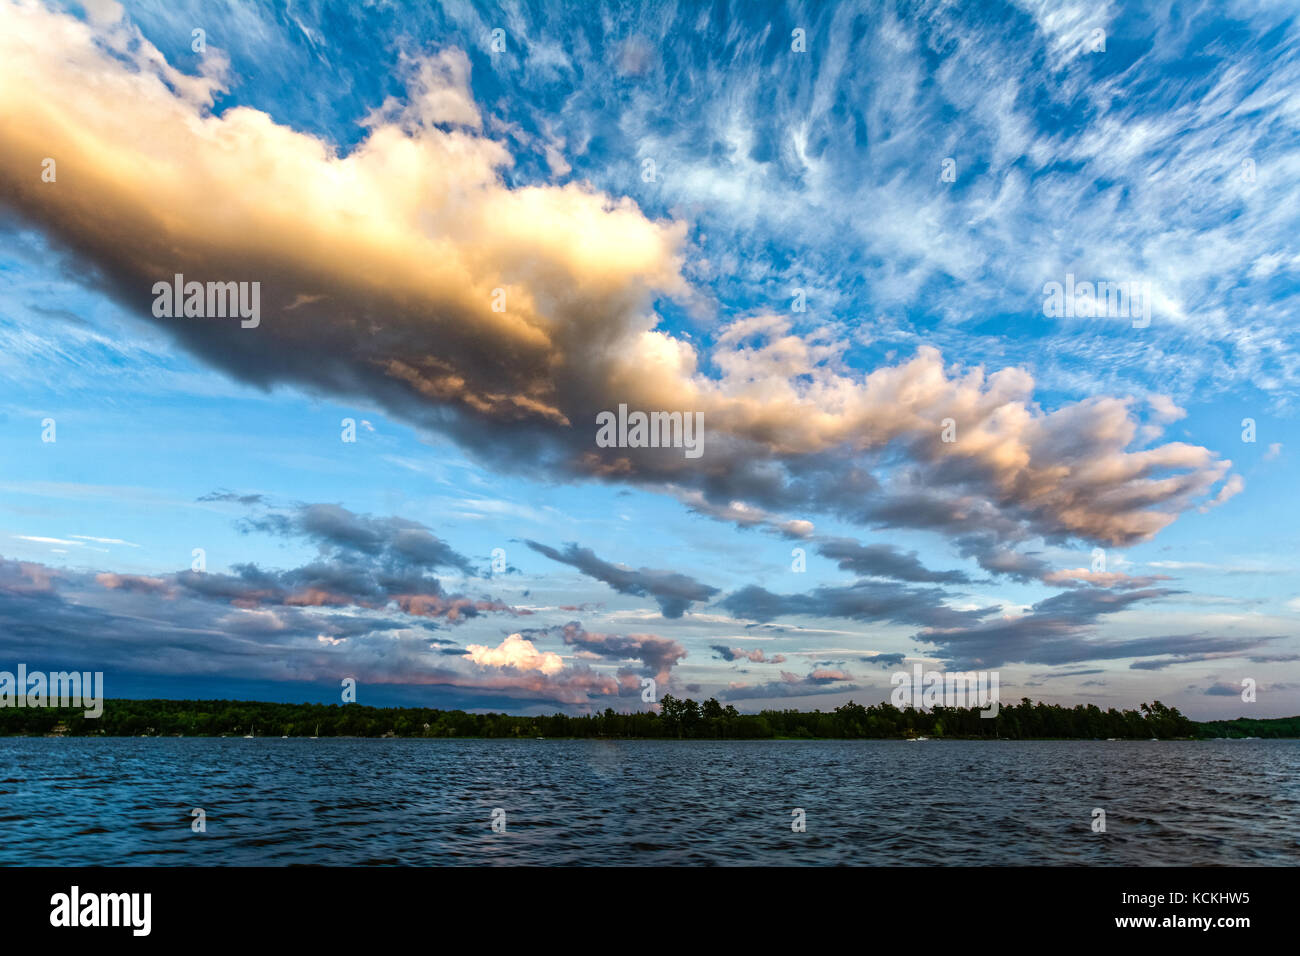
(2, 738, 1297, 865)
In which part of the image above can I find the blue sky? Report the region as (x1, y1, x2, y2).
(0, 0, 1296, 717)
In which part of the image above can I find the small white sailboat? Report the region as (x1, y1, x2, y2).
(310, 723, 319, 739)
(243, 723, 255, 738)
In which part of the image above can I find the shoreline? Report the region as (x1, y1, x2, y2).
(3, 733, 1293, 741)
(4, 698, 1295, 741)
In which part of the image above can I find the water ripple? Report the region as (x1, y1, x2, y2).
(0, 738, 1296, 865)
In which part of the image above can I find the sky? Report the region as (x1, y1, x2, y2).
(0, 0, 1296, 718)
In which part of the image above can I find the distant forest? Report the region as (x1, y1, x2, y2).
(2, 695, 1295, 739)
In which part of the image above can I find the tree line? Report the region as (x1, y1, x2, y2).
(0, 695, 1278, 739)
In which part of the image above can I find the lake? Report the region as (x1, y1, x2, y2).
(2, 738, 1296, 865)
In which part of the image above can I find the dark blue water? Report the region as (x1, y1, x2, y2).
(2, 738, 1296, 865)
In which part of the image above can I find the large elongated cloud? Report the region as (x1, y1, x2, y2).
(0, 0, 1237, 552)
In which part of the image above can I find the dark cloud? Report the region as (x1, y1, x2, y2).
(720, 668, 859, 701)
(167, 501, 511, 620)
(959, 537, 1054, 582)
(710, 645, 786, 664)
(244, 502, 474, 575)
(918, 577, 1279, 669)
(0, 556, 616, 710)
(0, 556, 429, 677)
(817, 537, 971, 583)
(861, 653, 907, 669)
(555, 621, 686, 682)
(719, 580, 993, 629)
(67, 496, 516, 627)
(1128, 652, 1237, 671)
(198, 490, 266, 506)
(526, 541, 717, 618)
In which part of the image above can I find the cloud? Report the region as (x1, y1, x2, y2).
(719, 580, 993, 629)
(861, 652, 907, 669)
(1041, 568, 1172, 588)
(668, 488, 816, 539)
(70, 535, 141, 548)
(1199, 474, 1245, 513)
(0, 553, 617, 708)
(0, 0, 1240, 567)
(94, 573, 170, 595)
(721, 667, 859, 701)
(526, 541, 717, 618)
(13, 535, 110, 553)
(711, 645, 787, 664)
(817, 537, 970, 583)
(963, 543, 1055, 583)
(464, 634, 563, 675)
(90, 497, 511, 623)
(242, 502, 475, 575)
(917, 578, 1280, 669)
(554, 621, 686, 683)
(1147, 395, 1187, 424)
(198, 490, 266, 506)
